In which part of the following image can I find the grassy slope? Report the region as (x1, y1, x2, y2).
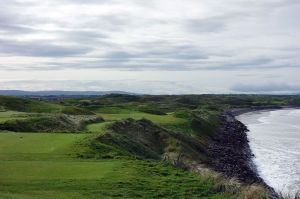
(0, 132, 233, 199)
(0, 96, 63, 113)
(0, 96, 94, 115)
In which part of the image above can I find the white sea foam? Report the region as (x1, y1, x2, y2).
(237, 109, 300, 195)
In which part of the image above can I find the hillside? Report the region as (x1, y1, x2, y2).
(0, 96, 95, 114)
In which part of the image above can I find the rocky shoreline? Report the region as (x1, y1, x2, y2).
(207, 110, 280, 198)
(207, 112, 263, 184)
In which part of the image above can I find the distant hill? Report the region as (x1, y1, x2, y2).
(0, 90, 135, 97)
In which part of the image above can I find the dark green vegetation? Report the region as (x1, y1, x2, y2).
(1, 94, 299, 199)
(0, 114, 102, 133)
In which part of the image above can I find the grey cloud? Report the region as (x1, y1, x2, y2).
(104, 45, 209, 61)
(0, 0, 299, 73)
(184, 11, 248, 34)
(186, 18, 225, 33)
(3, 54, 296, 71)
(231, 83, 300, 94)
(0, 80, 198, 94)
(249, 0, 300, 8)
(204, 58, 274, 70)
(59, 30, 108, 45)
(61, 0, 116, 4)
(0, 40, 92, 57)
(0, 24, 34, 34)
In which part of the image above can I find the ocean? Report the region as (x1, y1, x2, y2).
(237, 109, 300, 195)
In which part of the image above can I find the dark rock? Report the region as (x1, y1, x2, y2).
(207, 113, 263, 184)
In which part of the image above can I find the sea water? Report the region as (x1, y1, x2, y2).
(236, 109, 300, 195)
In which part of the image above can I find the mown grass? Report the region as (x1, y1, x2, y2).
(0, 132, 88, 160)
(85, 121, 112, 133)
(0, 160, 118, 182)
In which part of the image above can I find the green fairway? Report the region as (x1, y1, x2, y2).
(0, 160, 119, 182)
(85, 121, 112, 133)
(0, 132, 88, 160)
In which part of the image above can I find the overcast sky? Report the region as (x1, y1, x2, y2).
(0, 0, 299, 94)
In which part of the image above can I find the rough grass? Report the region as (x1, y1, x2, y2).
(78, 119, 209, 169)
(0, 96, 94, 115)
(99, 112, 187, 125)
(0, 96, 63, 113)
(0, 114, 102, 133)
(61, 106, 95, 115)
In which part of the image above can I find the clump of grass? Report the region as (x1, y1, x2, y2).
(193, 168, 268, 199)
(238, 185, 267, 199)
(61, 106, 95, 115)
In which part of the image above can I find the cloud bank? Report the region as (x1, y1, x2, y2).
(231, 83, 300, 94)
(0, 0, 299, 71)
(0, 0, 299, 93)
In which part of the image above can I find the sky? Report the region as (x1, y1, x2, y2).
(0, 0, 299, 94)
